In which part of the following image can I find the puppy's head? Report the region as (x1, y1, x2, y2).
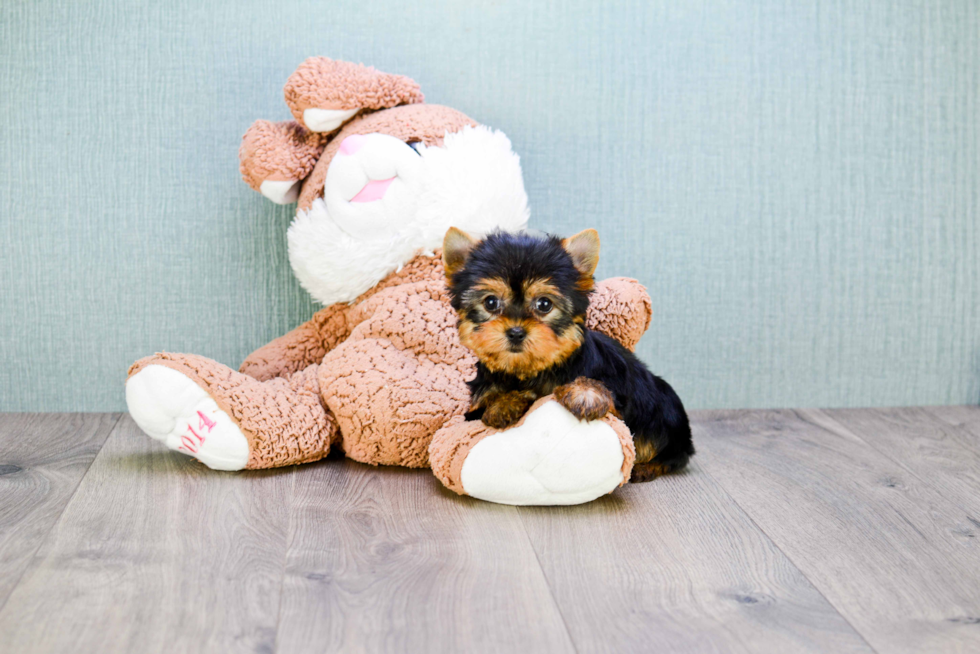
(443, 227, 600, 379)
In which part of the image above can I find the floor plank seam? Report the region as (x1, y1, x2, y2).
(514, 509, 581, 654)
(271, 466, 299, 654)
(0, 413, 124, 617)
(694, 459, 882, 654)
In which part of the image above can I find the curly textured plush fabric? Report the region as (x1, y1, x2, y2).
(585, 277, 653, 352)
(239, 253, 446, 381)
(297, 105, 477, 210)
(428, 396, 637, 496)
(284, 57, 424, 122)
(239, 303, 351, 382)
(319, 279, 474, 467)
(128, 353, 336, 469)
(427, 415, 485, 494)
(238, 120, 325, 191)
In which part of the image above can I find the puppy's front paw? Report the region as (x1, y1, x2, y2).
(481, 391, 534, 429)
(555, 378, 615, 421)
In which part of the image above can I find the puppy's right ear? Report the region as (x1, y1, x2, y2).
(443, 227, 477, 278)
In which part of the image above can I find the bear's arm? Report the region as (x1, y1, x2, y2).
(240, 252, 447, 381)
(586, 278, 652, 352)
(239, 304, 352, 381)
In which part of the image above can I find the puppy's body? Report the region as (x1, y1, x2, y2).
(444, 228, 695, 482)
(468, 329, 694, 480)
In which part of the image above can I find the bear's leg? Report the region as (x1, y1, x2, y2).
(127, 354, 338, 470)
(317, 338, 471, 469)
(429, 397, 636, 506)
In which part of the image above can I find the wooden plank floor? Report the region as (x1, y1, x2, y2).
(0, 408, 978, 653)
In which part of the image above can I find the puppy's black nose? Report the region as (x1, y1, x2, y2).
(506, 326, 527, 343)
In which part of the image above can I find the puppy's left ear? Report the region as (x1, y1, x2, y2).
(443, 227, 478, 278)
(562, 229, 600, 278)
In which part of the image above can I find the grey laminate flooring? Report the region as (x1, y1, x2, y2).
(1, 408, 979, 653)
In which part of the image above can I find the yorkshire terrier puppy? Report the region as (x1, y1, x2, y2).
(443, 227, 695, 482)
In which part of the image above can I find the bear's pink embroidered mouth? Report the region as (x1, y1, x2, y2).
(350, 177, 396, 203)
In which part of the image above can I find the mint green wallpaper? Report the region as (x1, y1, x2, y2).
(1, 0, 978, 411)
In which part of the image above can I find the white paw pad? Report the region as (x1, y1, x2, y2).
(126, 365, 249, 471)
(460, 401, 627, 506)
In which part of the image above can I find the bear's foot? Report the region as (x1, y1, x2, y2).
(128, 353, 337, 470)
(126, 364, 249, 471)
(430, 398, 635, 506)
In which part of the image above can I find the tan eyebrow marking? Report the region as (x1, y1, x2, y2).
(523, 278, 561, 301)
(473, 278, 512, 300)
(464, 277, 512, 306)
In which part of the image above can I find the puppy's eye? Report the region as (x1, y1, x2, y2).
(534, 297, 553, 314)
(483, 295, 500, 312)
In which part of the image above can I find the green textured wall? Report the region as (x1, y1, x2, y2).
(1, 0, 978, 411)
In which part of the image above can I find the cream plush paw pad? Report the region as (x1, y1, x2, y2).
(303, 107, 359, 133)
(126, 365, 249, 471)
(460, 401, 626, 506)
(259, 179, 301, 204)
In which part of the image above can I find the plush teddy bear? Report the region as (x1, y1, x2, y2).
(126, 58, 653, 505)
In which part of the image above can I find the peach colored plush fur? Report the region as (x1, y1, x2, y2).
(133, 57, 654, 497)
(239, 120, 325, 191)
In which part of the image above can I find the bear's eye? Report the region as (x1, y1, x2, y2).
(534, 297, 553, 314)
(483, 295, 500, 312)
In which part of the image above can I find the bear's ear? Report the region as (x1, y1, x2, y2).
(239, 120, 324, 203)
(443, 227, 478, 278)
(562, 229, 600, 278)
(285, 58, 425, 133)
